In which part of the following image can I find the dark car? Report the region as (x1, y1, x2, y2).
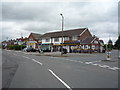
(60, 48, 67, 54)
(26, 47, 37, 52)
(38, 48, 43, 53)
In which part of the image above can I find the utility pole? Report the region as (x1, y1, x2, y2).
(6, 37, 8, 49)
(21, 33, 23, 50)
(60, 13, 64, 56)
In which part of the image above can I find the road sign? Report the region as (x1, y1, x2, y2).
(106, 51, 111, 60)
(78, 40, 81, 43)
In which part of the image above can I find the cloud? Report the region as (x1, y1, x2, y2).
(1, 1, 118, 44)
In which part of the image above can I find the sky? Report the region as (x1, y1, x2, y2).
(1, 0, 119, 44)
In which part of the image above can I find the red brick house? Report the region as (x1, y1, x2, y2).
(27, 33, 42, 49)
(41, 28, 104, 53)
(14, 37, 28, 45)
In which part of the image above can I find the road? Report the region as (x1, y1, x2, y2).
(2, 50, 119, 89)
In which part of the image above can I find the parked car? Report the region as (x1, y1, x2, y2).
(26, 47, 37, 52)
(38, 48, 43, 53)
(23, 47, 27, 52)
(60, 48, 67, 54)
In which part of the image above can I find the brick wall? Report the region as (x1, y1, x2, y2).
(79, 29, 92, 40)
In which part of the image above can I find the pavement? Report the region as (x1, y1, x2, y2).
(0, 49, 2, 90)
(2, 49, 119, 89)
(23, 51, 103, 57)
(23, 50, 119, 61)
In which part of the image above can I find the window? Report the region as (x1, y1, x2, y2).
(29, 38, 33, 41)
(54, 37, 59, 42)
(94, 41, 98, 44)
(85, 45, 88, 49)
(38, 39, 42, 42)
(45, 38, 50, 42)
(64, 37, 70, 41)
(72, 36, 78, 40)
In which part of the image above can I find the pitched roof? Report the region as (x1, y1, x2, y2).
(99, 40, 104, 43)
(81, 37, 95, 44)
(31, 33, 42, 40)
(41, 28, 87, 38)
(2, 41, 7, 43)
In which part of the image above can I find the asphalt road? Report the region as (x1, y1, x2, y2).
(0, 49, 2, 90)
(2, 50, 119, 89)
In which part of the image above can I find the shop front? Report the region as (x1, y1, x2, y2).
(27, 41, 37, 49)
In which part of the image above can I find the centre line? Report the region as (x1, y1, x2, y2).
(48, 69, 72, 90)
(32, 59, 43, 65)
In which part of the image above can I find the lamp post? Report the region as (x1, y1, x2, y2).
(6, 37, 8, 49)
(21, 33, 23, 50)
(60, 13, 64, 56)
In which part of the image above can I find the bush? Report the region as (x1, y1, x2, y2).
(8, 45, 26, 50)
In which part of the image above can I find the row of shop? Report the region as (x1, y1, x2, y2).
(26, 28, 105, 53)
(40, 43, 104, 53)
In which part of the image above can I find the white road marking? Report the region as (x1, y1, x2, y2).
(91, 63, 119, 71)
(48, 69, 72, 90)
(32, 59, 43, 65)
(99, 65, 109, 68)
(98, 65, 109, 68)
(50, 57, 119, 71)
(85, 62, 93, 64)
(92, 63, 99, 66)
(113, 67, 120, 70)
(22, 56, 30, 59)
(108, 67, 117, 71)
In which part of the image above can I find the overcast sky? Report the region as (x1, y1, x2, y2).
(1, 0, 119, 44)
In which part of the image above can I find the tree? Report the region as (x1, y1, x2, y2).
(114, 35, 120, 49)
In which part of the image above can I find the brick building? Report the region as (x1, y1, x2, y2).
(27, 33, 42, 49)
(40, 28, 104, 53)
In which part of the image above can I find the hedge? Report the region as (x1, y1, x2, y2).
(8, 45, 26, 50)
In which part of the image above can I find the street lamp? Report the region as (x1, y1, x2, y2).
(60, 13, 64, 56)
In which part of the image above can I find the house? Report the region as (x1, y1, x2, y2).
(27, 33, 42, 49)
(14, 37, 28, 46)
(2, 39, 15, 49)
(1, 27, 104, 53)
(40, 28, 104, 53)
(7, 39, 15, 46)
(41, 28, 101, 52)
(80, 36, 104, 53)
